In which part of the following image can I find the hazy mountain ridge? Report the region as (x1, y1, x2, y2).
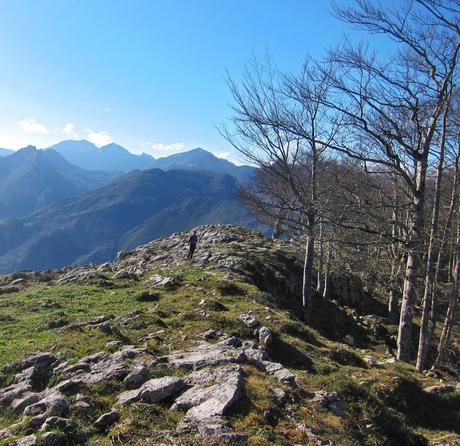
(0, 169, 257, 273)
(47, 140, 156, 172)
(0, 146, 118, 219)
(45, 140, 255, 181)
(0, 148, 14, 157)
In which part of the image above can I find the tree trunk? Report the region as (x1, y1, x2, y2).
(389, 259, 402, 324)
(416, 109, 448, 371)
(316, 219, 324, 293)
(302, 214, 315, 321)
(388, 176, 402, 323)
(431, 154, 459, 333)
(433, 201, 460, 368)
(323, 241, 332, 299)
(397, 158, 426, 362)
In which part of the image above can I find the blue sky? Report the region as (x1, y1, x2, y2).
(0, 0, 386, 162)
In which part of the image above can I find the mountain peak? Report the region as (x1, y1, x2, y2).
(99, 143, 128, 152)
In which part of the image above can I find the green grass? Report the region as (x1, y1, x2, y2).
(0, 227, 459, 445)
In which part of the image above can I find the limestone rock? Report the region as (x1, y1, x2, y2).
(12, 391, 45, 412)
(0, 382, 33, 406)
(261, 361, 296, 386)
(239, 313, 260, 329)
(167, 338, 246, 369)
(257, 326, 273, 348)
(150, 274, 175, 287)
(94, 410, 120, 431)
(24, 392, 69, 419)
(118, 376, 186, 405)
(311, 391, 347, 416)
(15, 435, 37, 446)
(39, 416, 76, 435)
(123, 366, 150, 389)
(40, 431, 62, 446)
(72, 399, 92, 418)
(5, 352, 58, 373)
(423, 384, 456, 394)
(176, 365, 242, 436)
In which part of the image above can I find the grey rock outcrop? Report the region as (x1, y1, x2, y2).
(94, 410, 119, 431)
(118, 376, 186, 405)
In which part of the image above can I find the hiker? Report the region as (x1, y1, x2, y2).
(187, 230, 198, 259)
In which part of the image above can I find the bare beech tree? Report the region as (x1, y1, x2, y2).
(221, 57, 340, 321)
(326, 0, 460, 362)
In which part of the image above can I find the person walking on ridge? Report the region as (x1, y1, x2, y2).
(187, 230, 198, 259)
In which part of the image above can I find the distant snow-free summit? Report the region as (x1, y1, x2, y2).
(45, 140, 254, 182)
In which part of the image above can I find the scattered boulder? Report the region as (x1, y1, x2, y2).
(150, 274, 175, 287)
(123, 366, 150, 389)
(72, 399, 92, 418)
(24, 392, 70, 423)
(261, 361, 296, 386)
(239, 313, 260, 329)
(135, 291, 160, 302)
(423, 384, 456, 394)
(167, 337, 246, 369)
(272, 388, 288, 405)
(94, 410, 119, 431)
(0, 382, 33, 406)
(311, 391, 347, 416)
(201, 329, 222, 341)
(258, 326, 273, 348)
(118, 376, 186, 405)
(39, 416, 76, 435)
(4, 352, 58, 374)
(15, 435, 37, 445)
(47, 318, 68, 330)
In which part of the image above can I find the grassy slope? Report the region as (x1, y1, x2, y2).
(0, 227, 459, 446)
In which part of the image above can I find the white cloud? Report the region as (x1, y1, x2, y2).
(151, 142, 186, 155)
(103, 107, 111, 112)
(62, 123, 79, 138)
(20, 118, 50, 135)
(216, 151, 230, 159)
(86, 129, 113, 147)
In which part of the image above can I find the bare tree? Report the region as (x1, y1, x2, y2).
(328, 0, 459, 362)
(417, 91, 456, 371)
(222, 57, 340, 321)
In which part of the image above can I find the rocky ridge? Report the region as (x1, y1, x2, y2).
(0, 225, 459, 446)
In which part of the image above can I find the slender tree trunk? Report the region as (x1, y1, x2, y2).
(302, 214, 315, 321)
(389, 176, 402, 323)
(323, 240, 332, 299)
(316, 218, 324, 293)
(433, 200, 460, 368)
(272, 219, 281, 239)
(389, 259, 403, 324)
(416, 109, 448, 371)
(431, 154, 459, 333)
(398, 159, 427, 362)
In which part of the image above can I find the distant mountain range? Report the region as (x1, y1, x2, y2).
(0, 146, 118, 219)
(0, 169, 257, 273)
(47, 140, 155, 172)
(0, 148, 14, 157)
(46, 140, 255, 182)
(153, 148, 255, 183)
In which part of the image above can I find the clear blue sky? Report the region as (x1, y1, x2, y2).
(0, 0, 386, 162)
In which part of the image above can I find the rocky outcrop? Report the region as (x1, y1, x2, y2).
(176, 364, 243, 439)
(117, 376, 186, 405)
(0, 327, 300, 445)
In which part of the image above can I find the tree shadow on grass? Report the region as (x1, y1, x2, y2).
(390, 378, 460, 433)
(309, 295, 373, 349)
(268, 333, 315, 372)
